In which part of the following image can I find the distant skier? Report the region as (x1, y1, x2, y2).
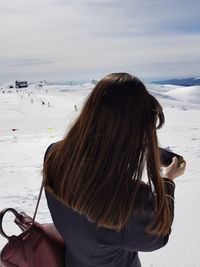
(74, 104, 78, 111)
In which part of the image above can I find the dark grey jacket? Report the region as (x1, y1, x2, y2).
(44, 143, 175, 267)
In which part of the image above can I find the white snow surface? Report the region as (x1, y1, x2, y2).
(0, 82, 200, 266)
(166, 86, 200, 105)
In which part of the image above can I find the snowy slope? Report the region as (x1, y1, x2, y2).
(0, 82, 200, 267)
(166, 86, 200, 105)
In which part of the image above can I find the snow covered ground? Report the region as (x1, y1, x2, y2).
(0, 81, 200, 266)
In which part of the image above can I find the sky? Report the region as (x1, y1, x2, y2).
(0, 0, 200, 83)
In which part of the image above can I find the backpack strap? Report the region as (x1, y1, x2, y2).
(32, 142, 57, 221)
(32, 182, 44, 222)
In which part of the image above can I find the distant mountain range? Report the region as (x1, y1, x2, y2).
(153, 78, 200, 86)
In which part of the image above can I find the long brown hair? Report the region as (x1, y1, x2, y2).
(42, 73, 172, 236)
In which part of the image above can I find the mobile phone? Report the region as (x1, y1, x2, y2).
(159, 147, 183, 166)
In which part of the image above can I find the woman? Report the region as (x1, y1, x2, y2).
(42, 73, 186, 267)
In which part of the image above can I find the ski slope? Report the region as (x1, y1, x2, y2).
(0, 82, 200, 267)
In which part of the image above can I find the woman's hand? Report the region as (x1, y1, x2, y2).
(162, 157, 186, 181)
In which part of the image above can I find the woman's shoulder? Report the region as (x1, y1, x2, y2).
(44, 141, 61, 161)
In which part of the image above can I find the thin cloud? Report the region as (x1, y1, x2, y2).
(7, 59, 57, 67)
(0, 0, 199, 82)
